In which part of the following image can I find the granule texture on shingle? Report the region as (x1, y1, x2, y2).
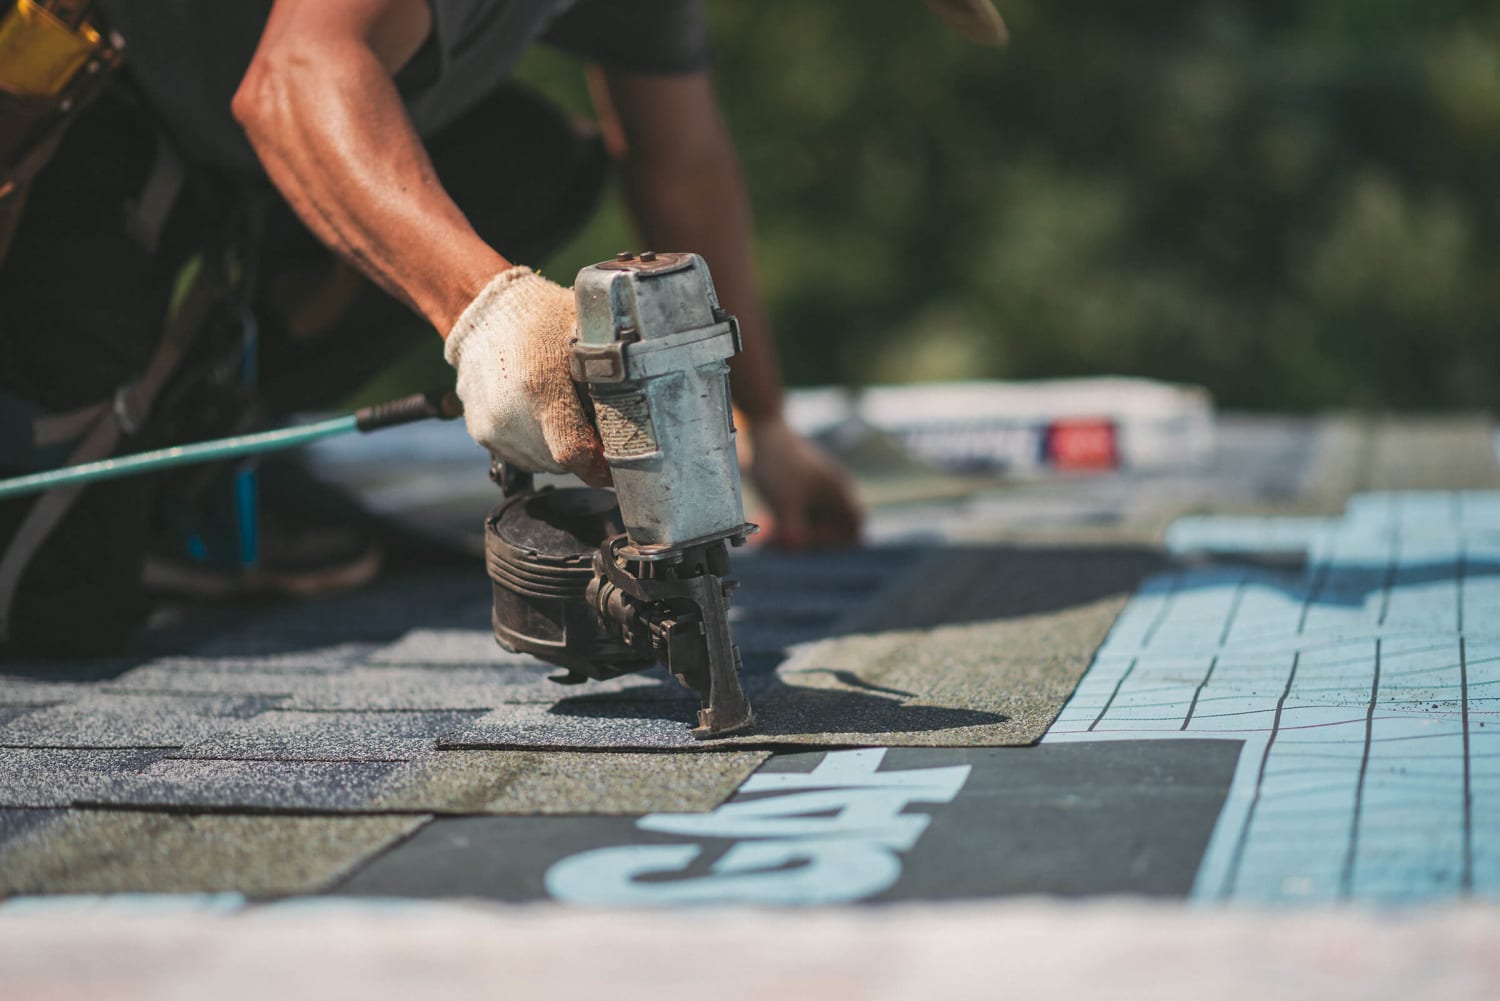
(366, 629, 537, 666)
(77, 758, 403, 812)
(0, 707, 36, 727)
(0, 749, 166, 807)
(170, 709, 483, 762)
(369, 750, 771, 814)
(0, 677, 90, 706)
(103, 647, 376, 696)
(1363, 418, 1500, 491)
(0, 693, 282, 749)
(279, 664, 574, 710)
(437, 544, 1150, 751)
(0, 808, 62, 848)
(0, 810, 428, 895)
(170, 575, 479, 659)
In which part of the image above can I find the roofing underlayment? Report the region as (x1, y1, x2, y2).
(2, 392, 1499, 996)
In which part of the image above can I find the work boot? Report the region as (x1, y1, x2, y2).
(144, 457, 382, 601)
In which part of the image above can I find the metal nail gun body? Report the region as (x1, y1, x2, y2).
(485, 253, 757, 738)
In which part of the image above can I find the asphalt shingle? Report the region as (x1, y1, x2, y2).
(0, 707, 37, 727)
(170, 710, 483, 762)
(0, 678, 90, 706)
(103, 645, 380, 696)
(0, 694, 282, 749)
(76, 758, 403, 812)
(0, 810, 427, 895)
(0, 809, 62, 849)
(0, 749, 166, 808)
(369, 750, 772, 814)
(4, 411, 1485, 903)
(439, 543, 1149, 751)
(278, 664, 574, 711)
(1363, 418, 1500, 491)
(179, 574, 481, 658)
(366, 629, 534, 666)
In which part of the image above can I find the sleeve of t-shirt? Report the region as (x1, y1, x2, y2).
(539, 0, 711, 74)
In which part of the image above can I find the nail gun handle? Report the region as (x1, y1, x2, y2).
(354, 388, 463, 433)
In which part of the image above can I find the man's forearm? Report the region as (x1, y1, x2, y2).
(603, 71, 786, 424)
(234, 0, 508, 335)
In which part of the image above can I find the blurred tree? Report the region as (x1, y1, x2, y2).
(718, 0, 1500, 409)
(401, 0, 1500, 413)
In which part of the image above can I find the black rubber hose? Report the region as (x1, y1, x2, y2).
(354, 388, 463, 433)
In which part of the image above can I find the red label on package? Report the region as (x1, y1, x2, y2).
(1045, 419, 1119, 470)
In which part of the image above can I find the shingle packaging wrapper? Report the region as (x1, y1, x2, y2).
(786, 377, 1215, 477)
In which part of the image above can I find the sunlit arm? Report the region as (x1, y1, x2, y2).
(594, 69, 785, 424)
(231, 0, 508, 336)
(594, 69, 862, 548)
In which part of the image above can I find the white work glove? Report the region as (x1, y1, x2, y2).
(444, 267, 607, 484)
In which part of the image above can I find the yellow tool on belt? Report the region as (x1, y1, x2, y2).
(0, 0, 106, 97)
(0, 0, 122, 262)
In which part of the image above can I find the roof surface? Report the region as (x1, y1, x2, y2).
(2, 392, 1498, 994)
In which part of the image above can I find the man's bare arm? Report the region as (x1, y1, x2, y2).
(234, 0, 605, 481)
(232, 0, 507, 335)
(596, 69, 862, 547)
(592, 70, 785, 424)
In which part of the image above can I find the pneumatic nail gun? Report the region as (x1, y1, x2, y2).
(484, 252, 757, 739)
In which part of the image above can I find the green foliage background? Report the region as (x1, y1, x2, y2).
(520, 0, 1500, 411)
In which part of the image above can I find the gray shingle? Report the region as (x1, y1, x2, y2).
(0, 809, 61, 848)
(0, 707, 36, 727)
(183, 574, 481, 656)
(436, 660, 1042, 752)
(1364, 418, 1500, 491)
(0, 678, 90, 707)
(279, 664, 565, 711)
(366, 629, 536, 666)
(170, 710, 482, 762)
(78, 758, 402, 811)
(0, 810, 427, 895)
(0, 749, 166, 807)
(0, 693, 282, 749)
(369, 749, 771, 814)
(437, 543, 1139, 751)
(104, 644, 380, 696)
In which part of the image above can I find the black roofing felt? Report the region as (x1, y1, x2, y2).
(334, 741, 1244, 902)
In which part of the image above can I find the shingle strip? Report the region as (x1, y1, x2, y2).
(369, 749, 772, 815)
(170, 710, 483, 762)
(0, 749, 166, 808)
(0, 810, 427, 895)
(76, 758, 403, 812)
(0, 694, 283, 749)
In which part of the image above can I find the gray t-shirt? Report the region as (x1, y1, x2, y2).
(99, 0, 710, 169)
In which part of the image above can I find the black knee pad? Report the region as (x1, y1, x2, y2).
(0, 478, 153, 659)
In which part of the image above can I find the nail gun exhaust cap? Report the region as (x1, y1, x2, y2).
(596, 250, 696, 276)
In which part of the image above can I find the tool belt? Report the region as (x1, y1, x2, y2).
(0, 0, 123, 267)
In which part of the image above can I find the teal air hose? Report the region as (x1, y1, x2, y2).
(0, 389, 463, 502)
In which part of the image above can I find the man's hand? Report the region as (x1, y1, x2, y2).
(444, 267, 609, 485)
(746, 416, 863, 551)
